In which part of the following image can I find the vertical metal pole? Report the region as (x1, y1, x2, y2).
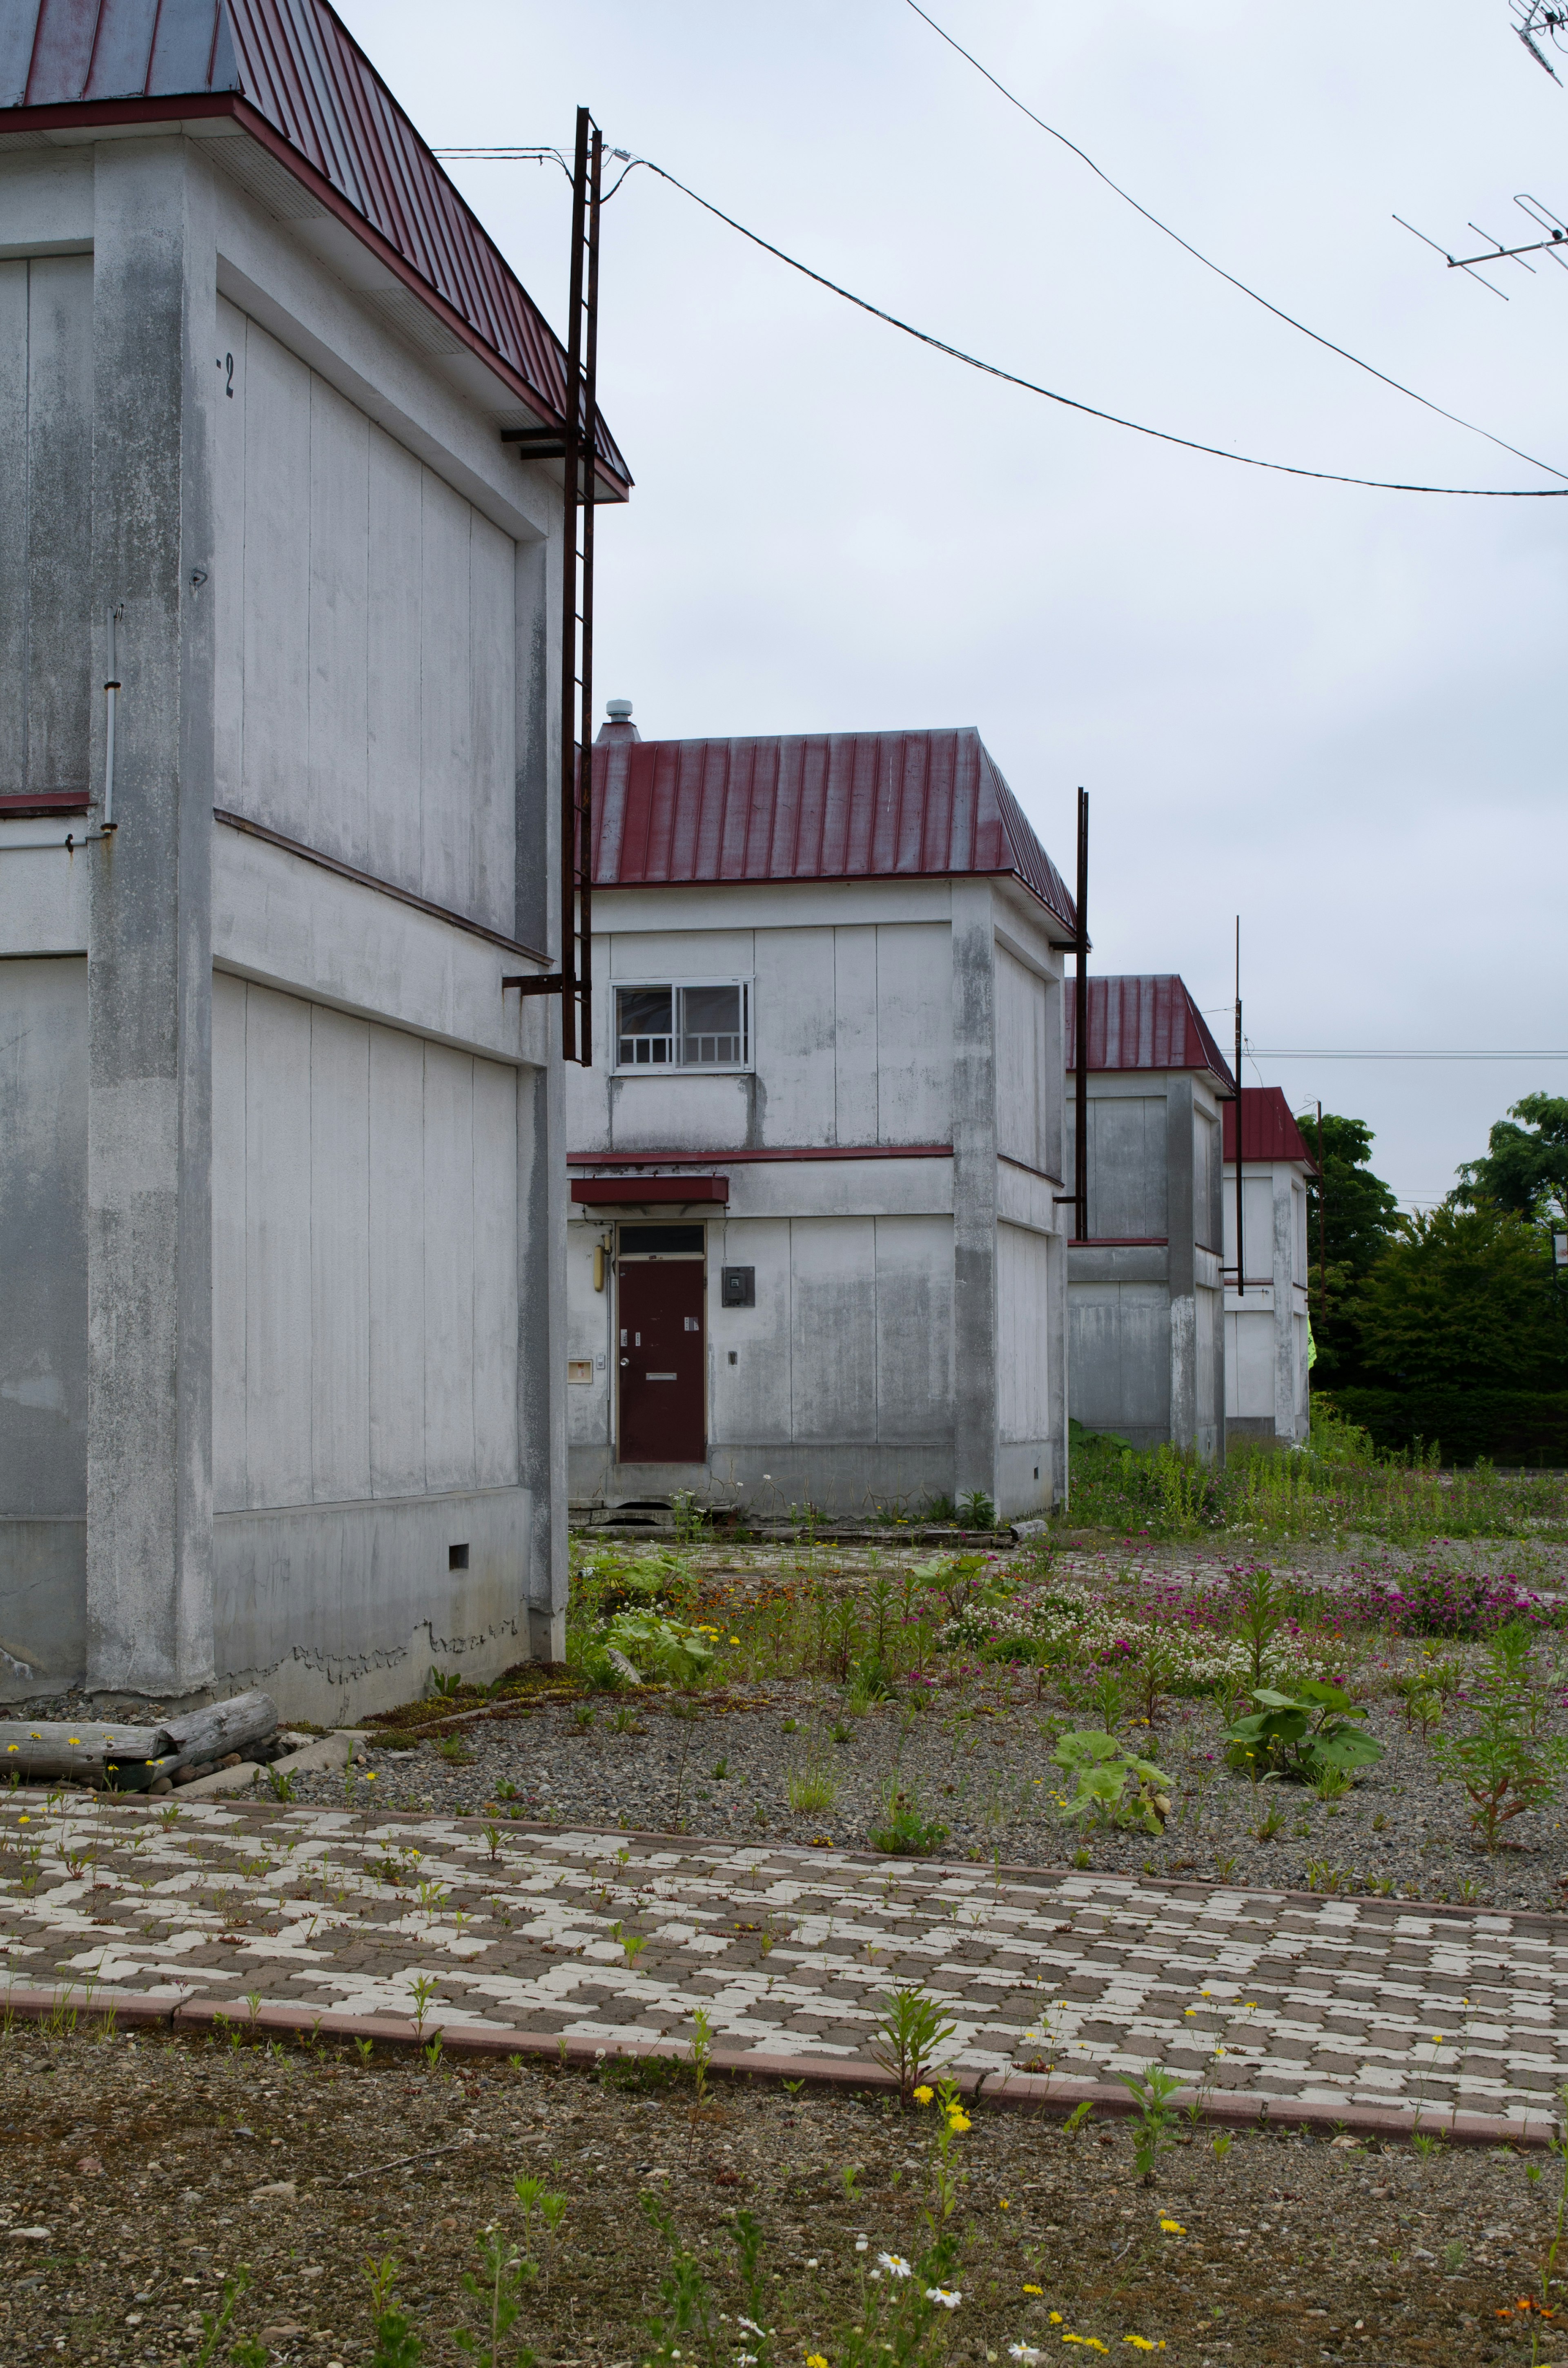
(558, 107, 591, 1064)
(1315, 1098, 1326, 1315)
(1234, 916, 1244, 1298)
(1074, 787, 1089, 1242)
(576, 121, 602, 1069)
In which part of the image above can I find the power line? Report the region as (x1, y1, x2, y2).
(902, 0, 1568, 486)
(1250, 1048, 1568, 1060)
(440, 145, 1568, 496)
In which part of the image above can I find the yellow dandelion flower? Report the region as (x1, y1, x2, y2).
(1158, 2219, 1185, 2236)
(913, 2085, 934, 2105)
(1023, 2285, 1044, 2297)
(1123, 2342, 1160, 2354)
(947, 2111, 971, 2133)
(1000, 2198, 1011, 2209)
(806, 2354, 829, 2367)
(1048, 2313, 1063, 2326)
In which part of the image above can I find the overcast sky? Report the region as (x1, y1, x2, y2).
(344, 0, 1566, 1211)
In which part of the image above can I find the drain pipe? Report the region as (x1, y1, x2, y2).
(102, 603, 121, 832)
(0, 604, 121, 854)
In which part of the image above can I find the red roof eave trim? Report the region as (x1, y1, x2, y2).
(0, 92, 632, 497)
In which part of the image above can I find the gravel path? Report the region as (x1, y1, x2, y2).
(4, 1795, 1567, 2133)
(278, 1679, 1568, 1916)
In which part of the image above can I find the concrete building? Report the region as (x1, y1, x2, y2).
(564, 714, 1078, 1521)
(0, 1, 630, 1717)
(1222, 1088, 1316, 1448)
(1065, 976, 1234, 1461)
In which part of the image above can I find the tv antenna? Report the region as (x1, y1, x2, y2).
(1513, 0, 1568, 80)
(1394, 192, 1568, 297)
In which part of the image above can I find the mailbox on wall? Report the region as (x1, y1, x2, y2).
(721, 1266, 755, 1308)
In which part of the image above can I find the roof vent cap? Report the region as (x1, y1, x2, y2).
(606, 698, 633, 722)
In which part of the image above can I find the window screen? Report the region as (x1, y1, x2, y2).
(616, 986, 673, 1066)
(681, 983, 745, 1064)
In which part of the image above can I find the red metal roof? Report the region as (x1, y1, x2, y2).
(1, 0, 630, 491)
(590, 725, 1076, 932)
(1223, 1087, 1319, 1173)
(1065, 976, 1236, 1090)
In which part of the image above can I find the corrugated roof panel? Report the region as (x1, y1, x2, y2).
(2, 0, 630, 489)
(84, 0, 162, 99)
(25, 0, 98, 102)
(1066, 976, 1236, 1090)
(590, 724, 1076, 929)
(1223, 1087, 1318, 1171)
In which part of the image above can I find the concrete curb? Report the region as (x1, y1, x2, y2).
(2, 1981, 1556, 2148)
(174, 1729, 367, 1801)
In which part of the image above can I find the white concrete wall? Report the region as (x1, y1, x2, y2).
(571, 900, 953, 1152)
(567, 1205, 956, 1512)
(0, 132, 569, 1716)
(212, 974, 520, 1512)
(1065, 1093, 1167, 1239)
(1066, 1068, 1228, 1462)
(0, 253, 94, 802)
(1223, 1156, 1312, 1442)
(567, 876, 1068, 1515)
(213, 300, 517, 934)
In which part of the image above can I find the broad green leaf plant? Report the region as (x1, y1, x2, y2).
(1224, 1680, 1385, 1786)
(1050, 1730, 1173, 1832)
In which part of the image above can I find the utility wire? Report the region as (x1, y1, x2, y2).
(1248, 1048, 1568, 1059)
(620, 155, 1568, 495)
(902, 0, 1568, 486)
(439, 145, 1568, 493)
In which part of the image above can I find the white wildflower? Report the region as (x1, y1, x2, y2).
(878, 2253, 912, 2280)
(925, 2288, 962, 2310)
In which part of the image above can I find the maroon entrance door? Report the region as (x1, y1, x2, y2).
(617, 1258, 706, 1463)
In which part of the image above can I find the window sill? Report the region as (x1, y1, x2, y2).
(612, 1065, 755, 1079)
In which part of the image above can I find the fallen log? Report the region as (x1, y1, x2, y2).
(0, 1722, 168, 1780)
(0, 1689, 279, 1788)
(163, 1690, 278, 1766)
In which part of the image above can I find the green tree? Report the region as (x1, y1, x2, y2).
(1454, 1093, 1568, 1227)
(1356, 1200, 1567, 1389)
(1294, 1111, 1401, 1384)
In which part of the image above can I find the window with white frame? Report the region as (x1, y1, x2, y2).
(615, 981, 751, 1070)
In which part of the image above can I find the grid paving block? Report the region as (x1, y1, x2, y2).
(2, 1796, 1566, 2125)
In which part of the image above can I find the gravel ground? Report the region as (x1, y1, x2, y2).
(3, 2021, 1564, 2368)
(286, 1676, 1568, 1916)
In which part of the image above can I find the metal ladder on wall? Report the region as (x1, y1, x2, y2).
(504, 106, 601, 1066)
(558, 105, 601, 1066)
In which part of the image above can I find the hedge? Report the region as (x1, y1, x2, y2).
(1325, 1387, 1568, 1468)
